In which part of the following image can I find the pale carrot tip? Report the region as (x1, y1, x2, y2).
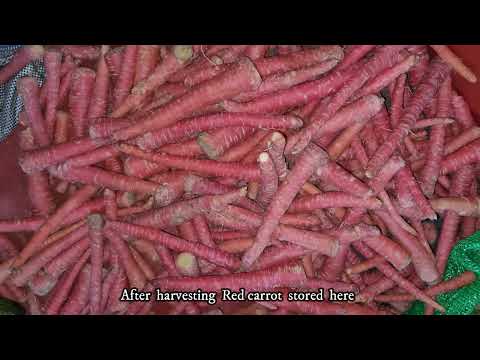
(239, 187, 248, 197)
(258, 152, 270, 163)
(87, 213, 104, 230)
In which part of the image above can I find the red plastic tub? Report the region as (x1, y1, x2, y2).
(0, 45, 478, 315)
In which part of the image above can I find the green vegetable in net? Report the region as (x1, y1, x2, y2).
(405, 231, 480, 315)
(0, 298, 25, 315)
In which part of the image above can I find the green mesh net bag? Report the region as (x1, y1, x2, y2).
(405, 231, 480, 315)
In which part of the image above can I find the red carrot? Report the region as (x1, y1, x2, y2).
(390, 74, 406, 128)
(361, 235, 411, 271)
(57, 67, 76, 107)
(8, 224, 88, 287)
(420, 75, 451, 197)
(211, 231, 252, 242)
(353, 241, 444, 312)
(53, 111, 70, 145)
(137, 113, 302, 151)
(0, 235, 18, 260)
(408, 51, 430, 88)
(60, 45, 100, 60)
(60, 263, 92, 315)
(218, 237, 254, 253)
(375, 271, 476, 302)
(17, 77, 50, 147)
(436, 166, 475, 277)
(353, 54, 417, 99)
(316, 162, 372, 199)
(337, 45, 376, 70)
(112, 45, 193, 117)
(256, 152, 279, 208)
(28, 236, 90, 296)
(19, 129, 56, 218)
(0, 45, 44, 84)
(430, 45, 477, 83)
(312, 95, 385, 142)
(241, 143, 329, 270)
(105, 46, 124, 81)
(134, 45, 160, 84)
(264, 132, 287, 181)
(289, 192, 381, 212)
(374, 209, 438, 284)
(367, 155, 406, 195)
(412, 118, 455, 129)
(43, 50, 63, 138)
(327, 120, 371, 161)
(87, 214, 104, 314)
(119, 143, 260, 182)
(192, 216, 216, 248)
(221, 61, 355, 115)
(244, 45, 269, 60)
(113, 57, 262, 141)
(0, 217, 44, 233)
(44, 249, 91, 315)
(112, 45, 138, 110)
(87, 45, 110, 120)
(133, 187, 246, 228)
(50, 164, 159, 195)
(13, 185, 97, 267)
(130, 246, 156, 280)
(451, 92, 475, 130)
(288, 46, 407, 154)
(69, 68, 96, 138)
(440, 138, 480, 175)
(153, 261, 306, 292)
(27, 171, 56, 217)
(254, 46, 343, 77)
(106, 221, 241, 270)
(106, 266, 128, 314)
(395, 167, 437, 220)
(234, 59, 340, 102)
(99, 266, 118, 313)
(365, 57, 451, 178)
(198, 126, 257, 159)
(103, 227, 146, 290)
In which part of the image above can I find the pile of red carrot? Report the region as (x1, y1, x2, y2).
(0, 44, 478, 315)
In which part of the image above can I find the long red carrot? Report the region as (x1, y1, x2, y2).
(60, 263, 92, 315)
(87, 214, 104, 314)
(154, 261, 306, 292)
(13, 185, 98, 267)
(106, 221, 241, 270)
(430, 45, 477, 83)
(119, 143, 260, 181)
(134, 45, 160, 84)
(43, 50, 62, 138)
(137, 113, 302, 150)
(44, 250, 91, 315)
(103, 227, 146, 290)
(87, 45, 110, 120)
(69, 68, 96, 138)
(112, 57, 264, 141)
(365, 57, 451, 178)
(241, 143, 329, 270)
(17, 77, 51, 147)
